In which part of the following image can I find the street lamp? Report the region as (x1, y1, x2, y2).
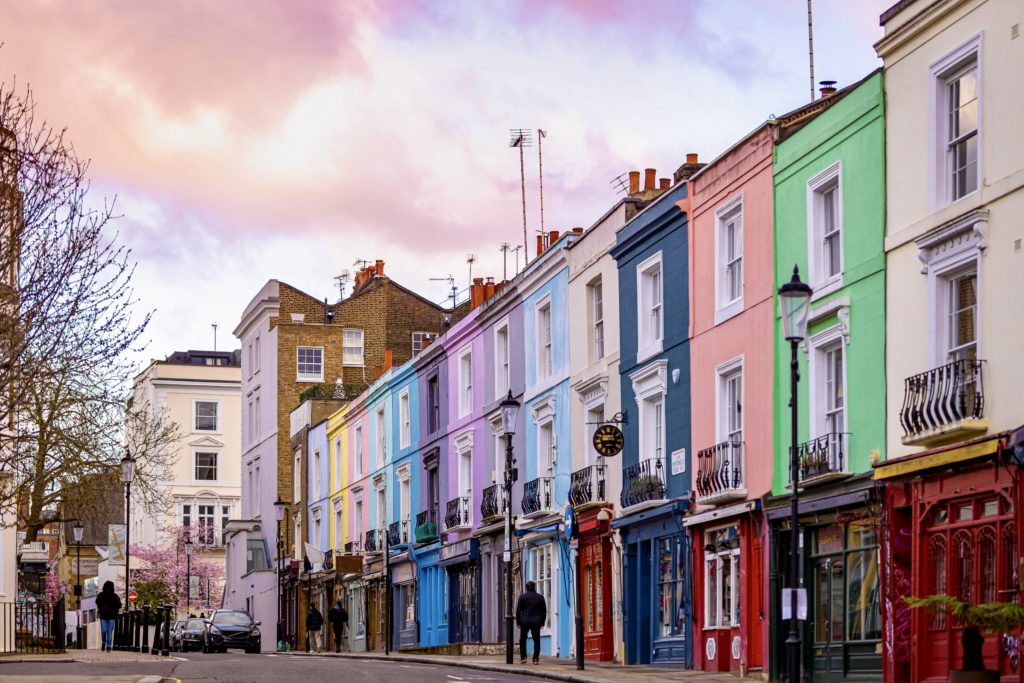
(778, 264, 812, 683)
(499, 390, 521, 665)
(274, 499, 287, 650)
(184, 535, 194, 616)
(121, 450, 136, 606)
(73, 520, 84, 649)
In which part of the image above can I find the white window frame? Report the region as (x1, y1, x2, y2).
(334, 498, 344, 549)
(313, 449, 322, 501)
(714, 195, 744, 324)
(353, 424, 363, 479)
(193, 399, 220, 433)
(636, 251, 664, 363)
(715, 357, 744, 445)
(343, 329, 365, 367)
(536, 295, 553, 381)
(412, 331, 435, 356)
(399, 389, 411, 449)
(703, 527, 740, 629)
(334, 438, 342, 489)
(631, 360, 668, 466)
(929, 34, 983, 211)
(458, 346, 473, 418)
(494, 319, 511, 400)
(293, 449, 302, 504)
(397, 464, 411, 523)
(354, 499, 363, 547)
(296, 346, 324, 382)
(808, 325, 848, 440)
(454, 430, 474, 523)
(193, 450, 219, 483)
(254, 335, 261, 373)
(806, 161, 844, 299)
(375, 405, 387, 468)
(589, 278, 605, 362)
(530, 544, 556, 633)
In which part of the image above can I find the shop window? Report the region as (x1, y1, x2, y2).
(952, 529, 974, 604)
(928, 534, 948, 629)
(978, 527, 997, 603)
(811, 521, 881, 644)
(659, 538, 685, 636)
(704, 528, 739, 630)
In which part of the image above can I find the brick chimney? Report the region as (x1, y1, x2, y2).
(572, 227, 584, 235)
(549, 229, 560, 244)
(536, 234, 545, 257)
(374, 259, 385, 277)
(819, 80, 837, 98)
(470, 277, 486, 309)
(484, 277, 495, 300)
(660, 178, 671, 190)
(628, 171, 640, 195)
(644, 168, 656, 191)
(674, 153, 705, 183)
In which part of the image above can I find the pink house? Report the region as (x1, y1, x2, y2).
(683, 129, 774, 676)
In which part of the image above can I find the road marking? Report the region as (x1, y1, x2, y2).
(447, 676, 465, 681)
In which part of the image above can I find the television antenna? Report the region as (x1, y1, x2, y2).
(509, 129, 532, 264)
(352, 258, 370, 270)
(513, 245, 523, 275)
(610, 172, 630, 196)
(499, 243, 512, 281)
(537, 129, 548, 238)
(466, 253, 477, 286)
(334, 270, 351, 300)
(430, 274, 457, 309)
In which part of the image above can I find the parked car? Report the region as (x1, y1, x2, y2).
(179, 618, 208, 652)
(202, 610, 260, 654)
(168, 620, 186, 651)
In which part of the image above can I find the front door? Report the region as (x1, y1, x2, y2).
(581, 537, 613, 661)
(448, 562, 480, 644)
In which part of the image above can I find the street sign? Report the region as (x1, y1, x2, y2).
(128, 590, 138, 603)
(107, 525, 126, 567)
(592, 425, 624, 457)
(563, 505, 576, 541)
(781, 588, 807, 620)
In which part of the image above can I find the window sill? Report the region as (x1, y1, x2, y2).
(193, 429, 222, 436)
(296, 377, 324, 383)
(636, 340, 663, 365)
(714, 298, 743, 326)
(343, 362, 364, 368)
(810, 277, 843, 302)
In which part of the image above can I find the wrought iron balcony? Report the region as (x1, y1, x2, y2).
(569, 465, 606, 508)
(388, 519, 410, 547)
(621, 458, 666, 509)
(796, 432, 851, 484)
(445, 496, 471, 530)
(414, 509, 438, 545)
(481, 484, 509, 521)
(900, 358, 987, 446)
(521, 477, 554, 516)
(343, 540, 360, 554)
(364, 528, 385, 553)
(696, 440, 745, 504)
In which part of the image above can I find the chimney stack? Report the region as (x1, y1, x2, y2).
(536, 234, 545, 257)
(674, 153, 705, 183)
(374, 259, 385, 277)
(549, 230, 560, 244)
(686, 153, 698, 164)
(484, 277, 495, 300)
(819, 80, 837, 98)
(470, 277, 486, 309)
(644, 168, 656, 191)
(660, 178, 671, 190)
(384, 348, 393, 371)
(572, 227, 584, 235)
(628, 171, 640, 195)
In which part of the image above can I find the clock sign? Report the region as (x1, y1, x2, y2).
(592, 424, 624, 457)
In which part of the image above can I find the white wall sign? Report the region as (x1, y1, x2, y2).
(781, 588, 808, 620)
(107, 525, 126, 566)
(670, 449, 686, 475)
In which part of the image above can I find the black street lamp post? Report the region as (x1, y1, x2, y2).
(274, 499, 287, 651)
(499, 390, 521, 665)
(73, 520, 84, 649)
(121, 451, 136, 606)
(779, 265, 813, 683)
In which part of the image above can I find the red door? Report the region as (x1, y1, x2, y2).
(580, 536, 613, 661)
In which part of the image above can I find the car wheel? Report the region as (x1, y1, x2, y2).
(245, 646, 258, 654)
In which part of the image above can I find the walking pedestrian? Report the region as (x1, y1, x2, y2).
(515, 580, 546, 665)
(95, 581, 122, 652)
(306, 604, 324, 654)
(328, 600, 349, 653)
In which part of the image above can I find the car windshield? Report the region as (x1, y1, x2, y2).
(186, 619, 206, 630)
(174, 621, 185, 628)
(212, 612, 252, 626)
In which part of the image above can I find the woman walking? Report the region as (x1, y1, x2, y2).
(95, 580, 122, 651)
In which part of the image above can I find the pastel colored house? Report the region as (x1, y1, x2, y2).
(388, 359, 421, 649)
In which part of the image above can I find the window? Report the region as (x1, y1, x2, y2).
(254, 335, 260, 372)
(313, 450, 321, 500)
(531, 545, 554, 629)
(254, 466, 260, 516)
(247, 401, 253, 444)
(824, 345, 845, 435)
(297, 347, 324, 381)
(585, 404, 604, 467)
(400, 476, 411, 522)
(254, 395, 260, 440)
(537, 301, 552, 379)
(538, 421, 555, 476)
(636, 253, 663, 359)
(195, 452, 218, 481)
(719, 364, 742, 445)
(494, 322, 510, 398)
(399, 390, 411, 449)
(247, 466, 254, 516)
(376, 488, 386, 530)
(246, 539, 269, 573)
(221, 505, 230, 545)
(353, 425, 363, 478)
(658, 538, 685, 636)
(715, 197, 743, 321)
(195, 401, 218, 432)
(334, 506, 343, 548)
(807, 162, 843, 292)
(343, 329, 364, 366)
(589, 280, 604, 362)
(182, 504, 191, 529)
(931, 37, 981, 206)
(459, 347, 473, 417)
(704, 527, 740, 629)
(294, 449, 302, 504)
(642, 395, 664, 462)
(412, 332, 435, 356)
(354, 500, 363, 545)
(247, 341, 253, 378)
(375, 406, 387, 468)
(334, 438, 342, 489)
(312, 515, 321, 547)
(457, 438, 473, 501)
(946, 269, 977, 364)
(811, 521, 881, 644)
(197, 504, 215, 545)
(428, 374, 440, 433)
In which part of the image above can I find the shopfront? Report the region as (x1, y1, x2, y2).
(414, 544, 448, 647)
(390, 552, 418, 649)
(478, 531, 518, 644)
(441, 538, 480, 644)
(577, 504, 614, 662)
(342, 573, 367, 652)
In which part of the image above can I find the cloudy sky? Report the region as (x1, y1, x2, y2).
(1, 0, 889, 364)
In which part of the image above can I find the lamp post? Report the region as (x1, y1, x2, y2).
(274, 499, 287, 651)
(73, 520, 84, 649)
(184, 535, 193, 616)
(778, 265, 813, 683)
(121, 451, 136, 606)
(499, 390, 521, 665)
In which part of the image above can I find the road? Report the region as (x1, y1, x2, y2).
(0, 651, 554, 683)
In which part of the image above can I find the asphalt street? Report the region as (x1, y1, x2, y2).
(0, 651, 556, 683)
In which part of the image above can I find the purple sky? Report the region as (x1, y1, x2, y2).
(1, 0, 890, 362)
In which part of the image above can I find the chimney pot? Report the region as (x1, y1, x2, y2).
(549, 230, 560, 244)
(660, 178, 671, 190)
(536, 234, 545, 255)
(686, 153, 698, 164)
(628, 171, 640, 195)
(484, 280, 495, 299)
(644, 168, 656, 191)
(819, 80, 837, 98)
(374, 260, 385, 276)
(573, 227, 584, 235)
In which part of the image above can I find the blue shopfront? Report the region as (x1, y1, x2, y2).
(414, 543, 448, 647)
(441, 538, 481, 644)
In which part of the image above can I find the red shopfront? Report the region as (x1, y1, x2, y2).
(687, 503, 765, 676)
(577, 505, 614, 662)
(877, 432, 1024, 683)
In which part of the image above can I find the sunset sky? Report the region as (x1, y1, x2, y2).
(2, 0, 890, 363)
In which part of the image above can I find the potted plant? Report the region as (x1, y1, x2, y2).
(630, 474, 663, 500)
(905, 594, 1024, 683)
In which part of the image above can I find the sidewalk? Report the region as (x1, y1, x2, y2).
(283, 650, 763, 683)
(0, 648, 179, 664)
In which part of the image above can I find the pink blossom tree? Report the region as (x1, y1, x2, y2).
(130, 524, 224, 613)
(45, 567, 67, 604)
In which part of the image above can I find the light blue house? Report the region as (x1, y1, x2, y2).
(388, 358, 421, 649)
(306, 417, 332, 563)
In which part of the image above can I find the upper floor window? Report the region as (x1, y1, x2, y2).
(334, 438, 342, 489)
(459, 347, 473, 417)
(375, 405, 387, 467)
(495, 322, 510, 398)
(293, 449, 302, 504)
(313, 449, 322, 501)
(343, 329, 364, 367)
(589, 280, 604, 362)
(254, 335, 261, 373)
(715, 196, 743, 322)
(823, 344, 845, 435)
(195, 452, 218, 481)
(718, 363, 743, 445)
(412, 332, 435, 356)
(353, 425, 363, 478)
(427, 374, 440, 433)
(537, 300, 553, 380)
(931, 36, 980, 207)
(195, 401, 218, 432)
(297, 347, 323, 382)
(636, 253, 663, 360)
(946, 269, 977, 364)
(808, 326, 846, 449)
(807, 162, 843, 293)
(399, 390, 411, 449)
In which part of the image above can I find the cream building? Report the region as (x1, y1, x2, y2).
(131, 350, 242, 579)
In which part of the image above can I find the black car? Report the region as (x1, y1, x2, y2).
(179, 618, 207, 652)
(203, 610, 261, 654)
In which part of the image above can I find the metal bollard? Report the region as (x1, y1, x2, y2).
(114, 613, 122, 651)
(127, 609, 134, 651)
(142, 605, 150, 653)
(132, 608, 139, 651)
(151, 606, 163, 655)
(161, 605, 171, 656)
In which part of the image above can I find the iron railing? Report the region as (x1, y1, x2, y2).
(796, 432, 850, 481)
(521, 477, 554, 515)
(621, 458, 666, 509)
(481, 484, 508, 520)
(343, 539, 361, 554)
(569, 465, 606, 507)
(900, 358, 985, 439)
(695, 441, 744, 501)
(445, 496, 471, 530)
(364, 528, 385, 553)
(388, 519, 410, 547)
(0, 598, 66, 653)
(415, 509, 438, 544)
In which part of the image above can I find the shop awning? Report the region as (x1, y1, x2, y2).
(872, 432, 1003, 480)
(682, 500, 759, 527)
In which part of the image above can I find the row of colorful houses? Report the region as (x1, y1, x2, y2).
(224, 1, 1024, 680)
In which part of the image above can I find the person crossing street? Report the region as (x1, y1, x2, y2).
(515, 580, 546, 665)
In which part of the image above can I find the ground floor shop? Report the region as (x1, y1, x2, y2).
(477, 531, 521, 644)
(576, 503, 615, 662)
(686, 501, 765, 677)
(519, 522, 574, 658)
(389, 552, 417, 649)
(613, 498, 691, 667)
(342, 574, 367, 652)
(414, 544, 447, 647)
(441, 538, 481, 645)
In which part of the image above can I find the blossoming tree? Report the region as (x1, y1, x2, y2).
(130, 524, 224, 614)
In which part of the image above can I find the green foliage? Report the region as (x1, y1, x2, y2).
(135, 578, 174, 613)
(298, 383, 361, 404)
(904, 594, 1024, 633)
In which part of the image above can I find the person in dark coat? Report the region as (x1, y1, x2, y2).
(328, 600, 349, 653)
(515, 580, 547, 664)
(306, 605, 324, 653)
(95, 580, 122, 652)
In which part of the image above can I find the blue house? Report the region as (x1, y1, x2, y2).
(610, 179, 693, 667)
(388, 359, 421, 648)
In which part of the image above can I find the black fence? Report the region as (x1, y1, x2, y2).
(0, 598, 66, 654)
